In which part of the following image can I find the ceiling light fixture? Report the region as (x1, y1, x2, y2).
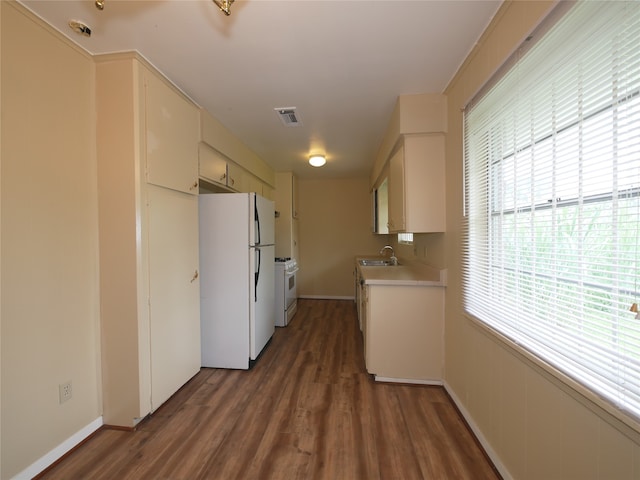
(309, 155, 326, 168)
(213, 0, 234, 16)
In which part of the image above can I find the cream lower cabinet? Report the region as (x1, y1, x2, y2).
(97, 53, 201, 427)
(364, 284, 444, 382)
(355, 267, 366, 332)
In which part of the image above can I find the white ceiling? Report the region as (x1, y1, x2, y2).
(19, 0, 501, 179)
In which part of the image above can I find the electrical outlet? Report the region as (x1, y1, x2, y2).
(59, 381, 72, 404)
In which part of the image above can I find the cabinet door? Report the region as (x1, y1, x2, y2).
(374, 177, 389, 234)
(388, 146, 405, 232)
(199, 143, 228, 186)
(404, 135, 446, 232)
(145, 71, 200, 195)
(147, 185, 201, 411)
(227, 161, 246, 192)
(366, 285, 443, 381)
(358, 277, 368, 332)
(291, 174, 299, 218)
(362, 285, 370, 366)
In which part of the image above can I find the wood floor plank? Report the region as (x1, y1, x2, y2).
(38, 299, 500, 480)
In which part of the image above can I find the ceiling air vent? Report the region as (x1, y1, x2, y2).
(274, 107, 302, 127)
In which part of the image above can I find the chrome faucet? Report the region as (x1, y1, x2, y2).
(379, 245, 398, 265)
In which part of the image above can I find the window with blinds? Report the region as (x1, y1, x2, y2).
(398, 233, 413, 244)
(463, 2, 640, 421)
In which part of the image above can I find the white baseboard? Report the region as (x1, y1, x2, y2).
(12, 416, 103, 480)
(375, 376, 443, 386)
(298, 295, 355, 301)
(443, 382, 512, 480)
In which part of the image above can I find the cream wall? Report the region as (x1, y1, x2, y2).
(391, 232, 446, 269)
(0, 3, 278, 477)
(443, 1, 640, 478)
(6, 0, 640, 478)
(1, 0, 4, 472)
(297, 177, 389, 298)
(1, 2, 102, 479)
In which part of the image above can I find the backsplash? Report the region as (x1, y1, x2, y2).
(395, 232, 446, 268)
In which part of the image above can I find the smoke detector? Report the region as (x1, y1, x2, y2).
(274, 107, 302, 127)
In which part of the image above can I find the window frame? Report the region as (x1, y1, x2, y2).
(462, 0, 640, 431)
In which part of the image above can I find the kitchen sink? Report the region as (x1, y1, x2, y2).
(358, 259, 397, 266)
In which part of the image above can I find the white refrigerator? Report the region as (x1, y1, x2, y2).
(199, 193, 276, 369)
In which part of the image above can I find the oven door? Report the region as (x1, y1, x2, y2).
(284, 267, 298, 322)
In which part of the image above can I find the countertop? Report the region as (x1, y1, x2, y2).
(355, 256, 447, 287)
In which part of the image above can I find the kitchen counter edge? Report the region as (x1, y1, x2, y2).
(355, 257, 447, 287)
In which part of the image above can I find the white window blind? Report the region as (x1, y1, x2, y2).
(398, 233, 413, 244)
(463, 1, 640, 421)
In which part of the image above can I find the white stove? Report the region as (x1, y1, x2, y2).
(275, 258, 298, 327)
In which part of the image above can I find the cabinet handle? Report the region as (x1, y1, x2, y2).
(230, 178, 235, 186)
(190, 270, 199, 283)
(190, 181, 198, 190)
(220, 173, 226, 182)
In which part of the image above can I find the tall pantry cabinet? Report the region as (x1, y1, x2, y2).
(96, 53, 201, 427)
(274, 172, 300, 260)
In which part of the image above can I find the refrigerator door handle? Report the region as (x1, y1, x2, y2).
(254, 200, 261, 246)
(254, 247, 261, 302)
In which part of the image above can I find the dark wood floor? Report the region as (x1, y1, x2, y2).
(39, 299, 500, 480)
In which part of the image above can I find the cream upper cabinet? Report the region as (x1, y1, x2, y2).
(199, 108, 276, 197)
(96, 54, 201, 427)
(226, 161, 246, 192)
(373, 176, 389, 234)
(372, 93, 447, 233)
(387, 134, 445, 233)
(199, 143, 228, 187)
(199, 143, 254, 194)
(388, 147, 405, 232)
(145, 70, 200, 195)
